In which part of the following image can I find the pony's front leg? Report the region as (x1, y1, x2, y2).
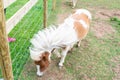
(48, 52, 52, 63)
(58, 46, 71, 68)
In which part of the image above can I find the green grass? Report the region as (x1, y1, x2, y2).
(6, 0, 29, 20)
(1, 0, 120, 80)
(1, 0, 28, 79)
(64, 32, 120, 80)
(110, 17, 120, 25)
(63, 0, 120, 80)
(18, 0, 120, 80)
(0, 70, 2, 78)
(63, 1, 120, 79)
(0, 0, 52, 80)
(9, 1, 43, 79)
(9, 0, 52, 79)
(75, 0, 120, 9)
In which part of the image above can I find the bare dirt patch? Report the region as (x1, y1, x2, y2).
(95, 9, 120, 20)
(37, 59, 73, 80)
(91, 21, 115, 38)
(19, 58, 73, 80)
(91, 8, 117, 38)
(56, 0, 72, 24)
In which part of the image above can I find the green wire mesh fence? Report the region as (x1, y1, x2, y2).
(0, 0, 53, 80)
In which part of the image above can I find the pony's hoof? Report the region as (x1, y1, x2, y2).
(59, 66, 63, 69)
(75, 44, 80, 48)
(68, 50, 72, 53)
(75, 44, 78, 48)
(68, 48, 73, 53)
(58, 63, 63, 69)
(57, 56, 61, 59)
(37, 72, 43, 77)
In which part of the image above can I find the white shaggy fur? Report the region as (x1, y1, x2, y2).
(75, 9, 92, 20)
(29, 9, 92, 61)
(79, 20, 88, 29)
(30, 20, 78, 60)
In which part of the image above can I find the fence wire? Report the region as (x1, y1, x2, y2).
(0, 0, 53, 80)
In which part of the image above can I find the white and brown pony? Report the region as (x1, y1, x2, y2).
(29, 9, 92, 76)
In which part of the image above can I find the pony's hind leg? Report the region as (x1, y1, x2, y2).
(68, 44, 74, 53)
(58, 46, 71, 68)
(54, 49, 61, 58)
(76, 40, 81, 47)
(77, 40, 81, 47)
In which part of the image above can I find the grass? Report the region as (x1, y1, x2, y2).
(7, 0, 42, 79)
(1, 0, 52, 80)
(65, 33, 120, 80)
(19, 0, 120, 80)
(63, 1, 120, 80)
(9, 0, 52, 79)
(1, 0, 28, 79)
(1, 0, 120, 80)
(74, 0, 120, 9)
(63, 1, 120, 79)
(6, 0, 29, 20)
(111, 17, 120, 25)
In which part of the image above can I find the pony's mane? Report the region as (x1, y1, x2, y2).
(30, 17, 78, 55)
(30, 25, 58, 52)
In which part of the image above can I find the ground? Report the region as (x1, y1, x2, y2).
(19, 0, 120, 80)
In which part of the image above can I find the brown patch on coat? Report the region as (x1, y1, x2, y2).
(72, 13, 90, 39)
(34, 52, 50, 72)
(74, 21, 88, 39)
(72, 13, 90, 26)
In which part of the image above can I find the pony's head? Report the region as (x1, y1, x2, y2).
(29, 26, 56, 76)
(34, 51, 50, 76)
(29, 47, 51, 76)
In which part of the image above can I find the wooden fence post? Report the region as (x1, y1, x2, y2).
(0, 0, 14, 80)
(52, 0, 56, 10)
(43, 0, 48, 28)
